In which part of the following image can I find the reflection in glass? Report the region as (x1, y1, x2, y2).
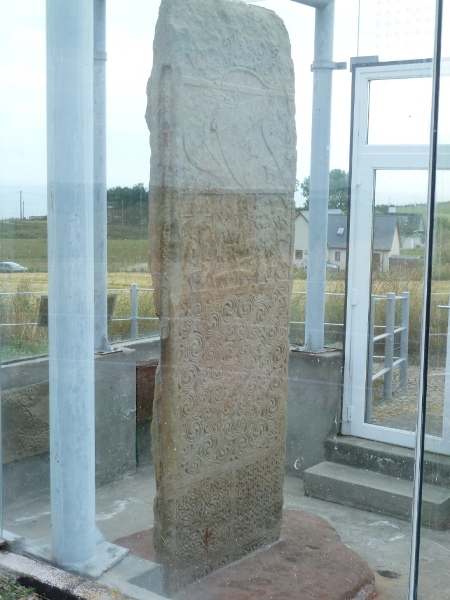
(358, 0, 435, 62)
(366, 170, 427, 432)
(368, 77, 432, 146)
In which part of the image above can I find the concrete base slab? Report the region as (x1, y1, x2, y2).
(0, 550, 167, 600)
(1, 531, 23, 545)
(325, 435, 450, 487)
(304, 461, 450, 529)
(98, 554, 164, 599)
(286, 349, 343, 475)
(113, 510, 375, 600)
(114, 529, 156, 562)
(174, 509, 374, 600)
(18, 539, 129, 578)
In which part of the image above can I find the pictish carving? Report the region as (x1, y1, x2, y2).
(147, 0, 296, 594)
(175, 290, 289, 475)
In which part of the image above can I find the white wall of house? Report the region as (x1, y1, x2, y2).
(402, 236, 415, 250)
(327, 248, 346, 270)
(293, 213, 309, 267)
(380, 251, 390, 272)
(402, 234, 424, 249)
(380, 226, 401, 272)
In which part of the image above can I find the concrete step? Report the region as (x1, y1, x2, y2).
(325, 436, 450, 486)
(304, 461, 450, 529)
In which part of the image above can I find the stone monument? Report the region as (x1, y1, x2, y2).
(146, 0, 296, 593)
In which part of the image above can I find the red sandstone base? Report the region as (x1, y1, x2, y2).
(114, 509, 375, 600)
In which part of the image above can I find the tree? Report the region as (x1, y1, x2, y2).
(107, 183, 148, 226)
(298, 169, 349, 213)
(374, 204, 391, 214)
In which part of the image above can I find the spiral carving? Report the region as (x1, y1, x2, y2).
(173, 287, 289, 476)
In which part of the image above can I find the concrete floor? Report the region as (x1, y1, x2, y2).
(4, 466, 450, 600)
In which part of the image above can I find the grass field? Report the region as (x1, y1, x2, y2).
(2, 209, 450, 363)
(4, 270, 446, 364)
(0, 238, 149, 272)
(5, 202, 450, 273)
(396, 200, 450, 225)
(0, 272, 156, 361)
(0, 218, 150, 272)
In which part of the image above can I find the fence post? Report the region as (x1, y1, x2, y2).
(130, 283, 138, 340)
(384, 292, 396, 400)
(399, 291, 410, 389)
(366, 294, 376, 421)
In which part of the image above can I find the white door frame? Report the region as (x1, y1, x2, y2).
(342, 60, 450, 454)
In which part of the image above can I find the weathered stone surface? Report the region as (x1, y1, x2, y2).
(2, 381, 49, 463)
(146, 0, 296, 594)
(173, 510, 376, 600)
(112, 512, 375, 600)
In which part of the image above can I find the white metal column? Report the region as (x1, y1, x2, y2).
(94, 0, 111, 352)
(304, 0, 335, 350)
(291, 0, 346, 350)
(46, 0, 96, 566)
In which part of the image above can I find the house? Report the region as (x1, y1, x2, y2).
(371, 214, 401, 271)
(326, 213, 348, 270)
(293, 212, 401, 272)
(293, 210, 344, 268)
(394, 212, 425, 249)
(293, 211, 309, 266)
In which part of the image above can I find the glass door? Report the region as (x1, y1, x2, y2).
(342, 59, 450, 453)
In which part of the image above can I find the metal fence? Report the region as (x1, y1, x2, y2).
(0, 286, 346, 340)
(107, 284, 158, 340)
(290, 290, 345, 346)
(0, 285, 159, 339)
(366, 292, 410, 420)
(2, 286, 450, 369)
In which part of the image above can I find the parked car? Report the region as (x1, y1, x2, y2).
(326, 262, 340, 271)
(0, 261, 28, 273)
(301, 259, 340, 271)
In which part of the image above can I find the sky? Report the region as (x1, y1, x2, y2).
(0, 0, 442, 219)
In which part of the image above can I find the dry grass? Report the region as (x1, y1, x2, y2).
(0, 272, 157, 361)
(0, 577, 38, 600)
(290, 274, 345, 345)
(1, 270, 449, 365)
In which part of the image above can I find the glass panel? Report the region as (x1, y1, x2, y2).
(368, 77, 432, 145)
(1, 1, 447, 599)
(419, 5, 450, 594)
(358, 0, 435, 62)
(366, 170, 427, 431)
(437, 74, 450, 143)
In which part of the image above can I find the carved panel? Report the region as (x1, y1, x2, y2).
(2, 381, 49, 463)
(178, 193, 292, 292)
(175, 287, 289, 476)
(180, 83, 296, 190)
(236, 452, 285, 538)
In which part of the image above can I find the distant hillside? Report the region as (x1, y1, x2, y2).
(1, 184, 149, 240)
(393, 201, 450, 225)
(0, 219, 47, 239)
(0, 218, 147, 240)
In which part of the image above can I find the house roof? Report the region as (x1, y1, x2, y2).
(298, 209, 343, 223)
(395, 212, 425, 232)
(372, 214, 400, 251)
(327, 214, 348, 249)
(326, 213, 399, 250)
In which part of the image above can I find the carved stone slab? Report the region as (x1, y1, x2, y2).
(2, 381, 49, 463)
(146, 0, 296, 594)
